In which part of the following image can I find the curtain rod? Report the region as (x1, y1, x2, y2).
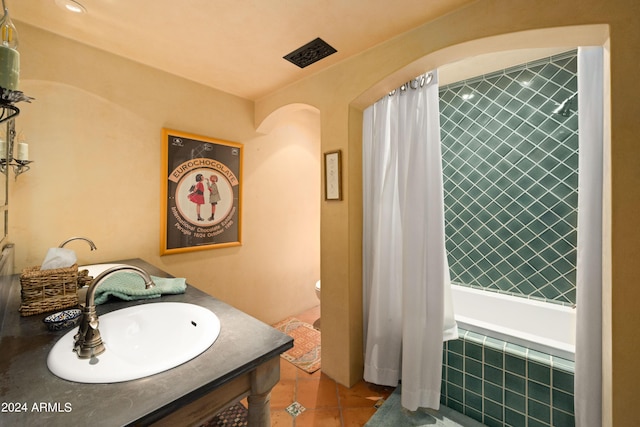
(388, 72, 434, 97)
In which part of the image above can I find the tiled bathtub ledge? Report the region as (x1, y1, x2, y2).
(441, 328, 575, 427)
(461, 329, 575, 373)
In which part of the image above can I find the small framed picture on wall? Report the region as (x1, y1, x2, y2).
(324, 150, 342, 201)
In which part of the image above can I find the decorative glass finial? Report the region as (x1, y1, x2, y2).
(0, 1, 17, 49)
(0, 0, 19, 91)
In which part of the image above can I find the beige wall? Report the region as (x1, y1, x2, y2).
(11, 23, 320, 325)
(11, 0, 640, 425)
(256, 1, 639, 425)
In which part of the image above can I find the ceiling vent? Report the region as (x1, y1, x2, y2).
(283, 38, 337, 68)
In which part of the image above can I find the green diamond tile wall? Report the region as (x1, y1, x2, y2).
(440, 50, 578, 305)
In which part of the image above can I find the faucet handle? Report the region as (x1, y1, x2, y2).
(73, 303, 106, 358)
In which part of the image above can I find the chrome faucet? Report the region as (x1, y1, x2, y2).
(59, 236, 98, 251)
(73, 265, 156, 359)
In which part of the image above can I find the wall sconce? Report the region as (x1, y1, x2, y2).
(0, 103, 33, 180)
(0, 1, 34, 180)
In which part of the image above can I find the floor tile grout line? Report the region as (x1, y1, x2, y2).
(293, 367, 298, 426)
(336, 379, 346, 427)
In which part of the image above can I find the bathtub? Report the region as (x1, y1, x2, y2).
(451, 284, 576, 361)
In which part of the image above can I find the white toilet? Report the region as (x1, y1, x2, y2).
(315, 280, 321, 300)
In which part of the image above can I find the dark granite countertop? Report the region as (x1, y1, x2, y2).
(0, 259, 293, 426)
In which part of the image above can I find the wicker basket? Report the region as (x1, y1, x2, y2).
(18, 264, 92, 317)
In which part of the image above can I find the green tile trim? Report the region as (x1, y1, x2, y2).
(551, 355, 575, 373)
(485, 336, 507, 352)
(505, 342, 528, 358)
(528, 349, 552, 364)
(465, 330, 486, 345)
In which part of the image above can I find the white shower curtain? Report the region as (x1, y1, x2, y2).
(362, 70, 458, 411)
(575, 46, 605, 427)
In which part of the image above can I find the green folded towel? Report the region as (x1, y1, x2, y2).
(93, 272, 187, 305)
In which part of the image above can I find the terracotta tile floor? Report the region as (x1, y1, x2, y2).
(257, 305, 395, 427)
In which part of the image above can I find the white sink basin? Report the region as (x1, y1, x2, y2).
(47, 301, 221, 383)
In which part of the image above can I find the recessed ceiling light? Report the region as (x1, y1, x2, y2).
(55, 0, 87, 14)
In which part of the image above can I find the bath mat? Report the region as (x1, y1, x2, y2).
(365, 387, 485, 427)
(272, 317, 321, 373)
(200, 402, 247, 427)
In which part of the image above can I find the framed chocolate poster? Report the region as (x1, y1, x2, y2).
(161, 128, 242, 255)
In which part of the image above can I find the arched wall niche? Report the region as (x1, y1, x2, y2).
(256, 102, 320, 135)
